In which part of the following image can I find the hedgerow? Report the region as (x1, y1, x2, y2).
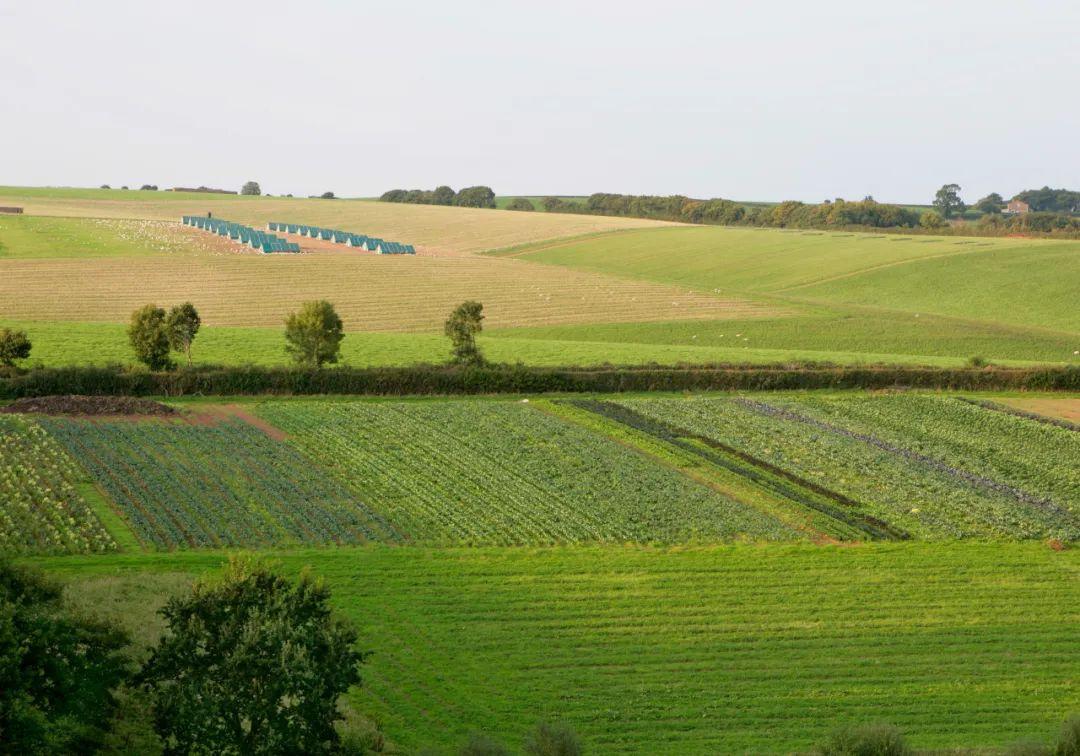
(1, 363, 1077, 398)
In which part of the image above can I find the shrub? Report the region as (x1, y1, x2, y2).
(0, 328, 31, 367)
(1057, 714, 1080, 756)
(967, 355, 988, 367)
(0, 561, 130, 753)
(459, 732, 511, 755)
(919, 210, 946, 229)
(506, 197, 536, 211)
(523, 722, 582, 756)
(815, 722, 911, 756)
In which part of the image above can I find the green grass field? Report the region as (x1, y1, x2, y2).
(34, 542, 1080, 753)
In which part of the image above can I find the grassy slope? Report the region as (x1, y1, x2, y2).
(34, 543, 1080, 754)
(0, 186, 671, 255)
(509, 226, 1080, 364)
(2, 319, 1014, 368)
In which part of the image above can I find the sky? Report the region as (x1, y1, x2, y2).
(1, 0, 1078, 204)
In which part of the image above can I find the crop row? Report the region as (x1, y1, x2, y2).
(764, 394, 1080, 522)
(41, 417, 399, 549)
(0, 416, 115, 555)
(616, 396, 1080, 540)
(256, 400, 795, 545)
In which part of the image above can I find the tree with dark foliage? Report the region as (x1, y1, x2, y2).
(128, 304, 174, 371)
(445, 300, 486, 365)
(0, 562, 130, 754)
(137, 557, 365, 756)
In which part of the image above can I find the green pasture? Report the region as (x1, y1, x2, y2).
(34, 542, 1080, 754)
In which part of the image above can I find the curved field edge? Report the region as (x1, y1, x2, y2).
(30, 541, 1080, 754)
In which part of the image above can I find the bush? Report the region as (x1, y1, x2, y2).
(523, 722, 582, 756)
(506, 197, 536, 211)
(1058, 714, 1080, 756)
(0, 561, 131, 754)
(2, 363, 1080, 399)
(815, 722, 911, 755)
(919, 210, 946, 229)
(0, 328, 31, 367)
(459, 732, 511, 755)
(967, 355, 988, 367)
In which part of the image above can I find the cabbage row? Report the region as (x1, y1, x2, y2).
(257, 399, 797, 544)
(42, 417, 399, 549)
(0, 416, 115, 555)
(617, 396, 1080, 540)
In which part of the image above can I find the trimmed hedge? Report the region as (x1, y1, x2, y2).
(1, 364, 1078, 399)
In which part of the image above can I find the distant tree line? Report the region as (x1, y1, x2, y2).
(1013, 186, 1080, 214)
(380, 185, 496, 208)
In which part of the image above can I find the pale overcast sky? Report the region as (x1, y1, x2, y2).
(1, 0, 1077, 203)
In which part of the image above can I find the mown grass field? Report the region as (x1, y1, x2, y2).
(508, 225, 1080, 364)
(34, 543, 1080, 754)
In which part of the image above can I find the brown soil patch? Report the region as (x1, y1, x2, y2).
(999, 397, 1080, 424)
(184, 403, 289, 441)
(1, 395, 176, 416)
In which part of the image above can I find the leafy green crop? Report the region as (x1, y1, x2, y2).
(0, 416, 115, 554)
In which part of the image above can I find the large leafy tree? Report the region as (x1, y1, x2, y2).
(240, 181, 261, 196)
(444, 300, 486, 366)
(137, 558, 364, 756)
(285, 300, 345, 367)
(973, 192, 1003, 215)
(165, 302, 201, 366)
(0, 328, 31, 367)
(128, 304, 174, 370)
(0, 562, 130, 754)
(455, 186, 497, 208)
(932, 183, 965, 219)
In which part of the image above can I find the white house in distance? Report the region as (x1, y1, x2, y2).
(1005, 199, 1031, 215)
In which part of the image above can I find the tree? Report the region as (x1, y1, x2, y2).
(137, 557, 364, 756)
(455, 186, 497, 208)
(444, 300, 486, 365)
(506, 197, 536, 211)
(240, 181, 262, 196)
(128, 304, 174, 370)
(0, 328, 31, 367)
(542, 196, 568, 212)
(932, 183, 965, 219)
(432, 185, 457, 205)
(320, 191, 336, 199)
(285, 300, 345, 367)
(0, 561, 130, 754)
(974, 192, 1004, 214)
(140, 184, 158, 191)
(100, 184, 111, 189)
(919, 210, 946, 229)
(165, 303, 201, 366)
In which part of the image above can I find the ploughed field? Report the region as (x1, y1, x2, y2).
(3, 392, 1078, 555)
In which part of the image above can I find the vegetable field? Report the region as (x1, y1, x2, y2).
(41, 416, 398, 549)
(601, 394, 1080, 540)
(256, 399, 797, 544)
(0, 416, 115, 555)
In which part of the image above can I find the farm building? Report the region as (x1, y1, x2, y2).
(1005, 199, 1031, 214)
